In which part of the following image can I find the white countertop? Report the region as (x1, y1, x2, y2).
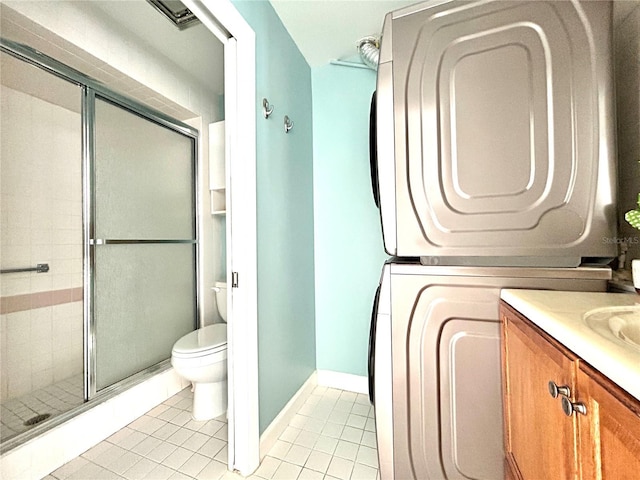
(500, 289, 640, 401)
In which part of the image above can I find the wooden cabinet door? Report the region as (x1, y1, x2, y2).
(501, 304, 579, 480)
(577, 362, 640, 480)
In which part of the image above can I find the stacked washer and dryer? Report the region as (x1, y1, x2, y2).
(367, 1, 618, 479)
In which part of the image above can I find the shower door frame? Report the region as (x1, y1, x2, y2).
(0, 37, 200, 452)
(83, 88, 200, 399)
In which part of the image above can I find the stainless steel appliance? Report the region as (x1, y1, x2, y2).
(370, 261, 611, 480)
(372, 0, 617, 266)
(369, 1, 618, 479)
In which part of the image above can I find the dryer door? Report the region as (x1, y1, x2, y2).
(378, 0, 616, 263)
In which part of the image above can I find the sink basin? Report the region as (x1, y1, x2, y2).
(584, 306, 640, 350)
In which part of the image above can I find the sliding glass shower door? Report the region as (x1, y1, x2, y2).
(90, 95, 197, 393)
(0, 38, 201, 450)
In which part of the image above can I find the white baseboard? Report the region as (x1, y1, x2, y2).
(259, 371, 317, 459)
(316, 370, 368, 395)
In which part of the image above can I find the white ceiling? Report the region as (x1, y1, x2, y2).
(4, 0, 635, 114)
(74, 0, 422, 95)
(269, 0, 418, 67)
(85, 0, 420, 95)
(271, 0, 639, 68)
(85, 0, 224, 95)
(1, 0, 224, 119)
(81, 0, 640, 90)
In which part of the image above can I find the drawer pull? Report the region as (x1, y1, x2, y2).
(548, 381, 571, 399)
(561, 396, 587, 416)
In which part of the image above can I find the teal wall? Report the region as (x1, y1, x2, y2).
(232, 0, 317, 434)
(311, 65, 388, 376)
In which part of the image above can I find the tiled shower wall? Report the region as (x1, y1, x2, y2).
(614, 1, 640, 264)
(0, 85, 83, 401)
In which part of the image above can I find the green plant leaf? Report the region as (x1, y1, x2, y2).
(626, 207, 640, 230)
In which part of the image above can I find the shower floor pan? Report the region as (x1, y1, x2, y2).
(0, 375, 83, 442)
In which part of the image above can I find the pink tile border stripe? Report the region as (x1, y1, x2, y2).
(1, 287, 83, 314)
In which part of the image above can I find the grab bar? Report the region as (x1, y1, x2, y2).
(0, 263, 49, 274)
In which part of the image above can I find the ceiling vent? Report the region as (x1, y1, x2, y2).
(146, 0, 200, 30)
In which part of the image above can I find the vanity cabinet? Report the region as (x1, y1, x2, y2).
(501, 302, 579, 479)
(577, 362, 640, 479)
(501, 301, 640, 480)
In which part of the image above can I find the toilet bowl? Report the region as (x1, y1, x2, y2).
(171, 282, 228, 420)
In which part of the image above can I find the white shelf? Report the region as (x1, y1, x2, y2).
(210, 188, 226, 216)
(209, 121, 226, 215)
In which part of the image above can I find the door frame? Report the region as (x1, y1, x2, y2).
(181, 0, 259, 476)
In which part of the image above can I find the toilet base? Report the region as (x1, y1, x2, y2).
(192, 379, 227, 421)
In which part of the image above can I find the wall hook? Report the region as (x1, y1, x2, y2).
(284, 115, 294, 133)
(262, 98, 274, 118)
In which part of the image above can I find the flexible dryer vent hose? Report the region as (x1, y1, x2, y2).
(357, 36, 380, 70)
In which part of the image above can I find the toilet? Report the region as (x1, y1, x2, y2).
(171, 282, 227, 420)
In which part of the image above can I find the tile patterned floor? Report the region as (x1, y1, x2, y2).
(253, 386, 379, 480)
(45, 385, 379, 480)
(1, 375, 84, 442)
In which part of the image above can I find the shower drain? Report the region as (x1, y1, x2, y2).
(24, 413, 51, 426)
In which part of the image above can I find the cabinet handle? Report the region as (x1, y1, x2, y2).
(561, 396, 587, 416)
(548, 381, 571, 399)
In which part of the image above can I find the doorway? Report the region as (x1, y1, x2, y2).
(183, 1, 259, 475)
(0, 0, 259, 475)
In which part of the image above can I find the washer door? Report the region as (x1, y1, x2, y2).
(368, 285, 381, 405)
(391, 277, 504, 480)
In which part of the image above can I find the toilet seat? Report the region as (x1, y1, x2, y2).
(172, 324, 227, 359)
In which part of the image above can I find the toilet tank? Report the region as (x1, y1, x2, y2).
(215, 281, 227, 321)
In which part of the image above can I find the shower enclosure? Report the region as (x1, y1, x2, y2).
(0, 39, 199, 451)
